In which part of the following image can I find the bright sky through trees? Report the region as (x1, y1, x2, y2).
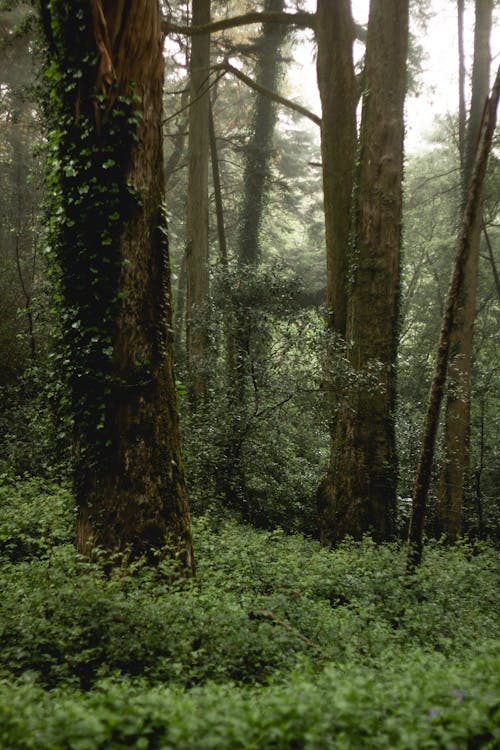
(289, 0, 499, 153)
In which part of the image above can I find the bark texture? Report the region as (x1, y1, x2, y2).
(436, 0, 493, 541)
(186, 0, 211, 401)
(40, 0, 193, 569)
(318, 0, 409, 544)
(238, 0, 287, 267)
(408, 64, 500, 570)
(316, 0, 357, 338)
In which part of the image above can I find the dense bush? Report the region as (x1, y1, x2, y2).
(0, 649, 498, 749)
(0, 478, 498, 747)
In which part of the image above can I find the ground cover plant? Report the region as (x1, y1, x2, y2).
(0, 477, 499, 748)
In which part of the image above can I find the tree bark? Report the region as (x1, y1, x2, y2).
(436, 0, 493, 541)
(316, 0, 357, 338)
(457, 0, 466, 171)
(237, 0, 287, 267)
(209, 99, 228, 268)
(186, 0, 211, 402)
(39, 0, 194, 570)
(319, 0, 409, 545)
(162, 11, 316, 36)
(408, 64, 500, 570)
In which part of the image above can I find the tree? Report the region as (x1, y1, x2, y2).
(318, 0, 409, 544)
(237, 0, 288, 268)
(186, 0, 211, 401)
(315, 0, 356, 339)
(38, 0, 194, 569)
(217, 0, 290, 510)
(436, 0, 493, 541)
(408, 64, 500, 569)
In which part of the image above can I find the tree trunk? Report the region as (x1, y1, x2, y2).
(39, 0, 194, 570)
(220, 0, 288, 512)
(237, 0, 288, 267)
(186, 0, 211, 402)
(457, 0, 466, 171)
(408, 64, 500, 570)
(209, 99, 228, 269)
(436, 0, 493, 541)
(319, 0, 409, 544)
(316, 0, 357, 339)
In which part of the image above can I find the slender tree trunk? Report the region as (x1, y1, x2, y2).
(186, 0, 211, 402)
(209, 99, 228, 268)
(237, 0, 287, 268)
(39, 0, 194, 570)
(315, 0, 358, 530)
(174, 250, 188, 367)
(222, 0, 288, 511)
(315, 0, 357, 339)
(319, 0, 409, 545)
(457, 0, 466, 171)
(474, 395, 485, 538)
(437, 0, 493, 541)
(408, 64, 500, 570)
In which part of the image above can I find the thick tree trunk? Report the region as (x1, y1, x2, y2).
(319, 0, 409, 545)
(436, 0, 493, 541)
(39, 0, 193, 570)
(186, 0, 211, 402)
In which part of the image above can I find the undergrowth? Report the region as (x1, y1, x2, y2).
(0, 477, 498, 748)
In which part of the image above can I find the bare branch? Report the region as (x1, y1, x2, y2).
(249, 609, 321, 650)
(162, 11, 316, 36)
(215, 61, 321, 127)
(482, 222, 500, 300)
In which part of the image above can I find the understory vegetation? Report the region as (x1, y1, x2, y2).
(0, 477, 498, 749)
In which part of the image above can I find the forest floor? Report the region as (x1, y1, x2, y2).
(0, 477, 499, 749)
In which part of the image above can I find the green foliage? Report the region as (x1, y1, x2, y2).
(0, 477, 73, 560)
(179, 263, 327, 532)
(0, 478, 498, 749)
(0, 357, 70, 478)
(0, 648, 499, 750)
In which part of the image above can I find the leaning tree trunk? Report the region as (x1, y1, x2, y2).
(39, 0, 194, 569)
(436, 0, 493, 541)
(408, 64, 500, 570)
(319, 0, 409, 545)
(186, 0, 211, 402)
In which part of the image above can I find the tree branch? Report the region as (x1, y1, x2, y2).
(215, 61, 321, 127)
(162, 11, 367, 42)
(482, 222, 500, 300)
(249, 609, 320, 650)
(162, 11, 317, 36)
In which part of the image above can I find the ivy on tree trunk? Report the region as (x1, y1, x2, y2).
(39, 0, 194, 570)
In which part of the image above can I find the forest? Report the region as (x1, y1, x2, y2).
(0, 0, 499, 747)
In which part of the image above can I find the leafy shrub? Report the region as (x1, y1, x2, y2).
(0, 478, 498, 747)
(0, 647, 498, 749)
(0, 477, 73, 560)
(0, 480, 498, 692)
